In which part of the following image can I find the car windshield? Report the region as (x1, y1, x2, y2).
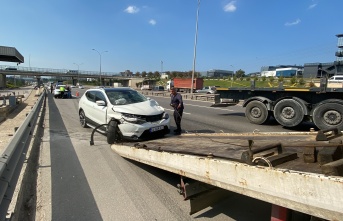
(106, 90, 147, 105)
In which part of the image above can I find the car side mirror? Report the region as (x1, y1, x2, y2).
(96, 100, 106, 106)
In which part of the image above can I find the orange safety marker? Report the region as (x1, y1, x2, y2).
(76, 91, 79, 97)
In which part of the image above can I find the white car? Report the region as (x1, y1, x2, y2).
(195, 86, 217, 94)
(78, 87, 170, 144)
(54, 85, 69, 98)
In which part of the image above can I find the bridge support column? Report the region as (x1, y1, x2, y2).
(36, 77, 41, 87)
(72, 78, 77, 86)
(0, 74, 6, 89)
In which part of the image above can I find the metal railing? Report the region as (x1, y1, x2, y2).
(0, 89, 46, 220)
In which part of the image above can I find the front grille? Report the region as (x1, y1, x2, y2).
(143, 113, 163, 122)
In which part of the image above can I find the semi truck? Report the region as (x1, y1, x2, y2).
(211, 78, 343, 131)
(111, 131, 343, 220)
(167, 78, 204, 93)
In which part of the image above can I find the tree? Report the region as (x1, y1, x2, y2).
(147, 72, 153, 79)
(135, 72, 140, 77)
(235, 69, 245, 78)
(141, 71, 147, 78)
(154, 71, 161, 79)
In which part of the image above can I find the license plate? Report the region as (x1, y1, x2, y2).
(150, 126, 164, 132)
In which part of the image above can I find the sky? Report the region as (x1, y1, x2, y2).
(1, 0, 343, 74)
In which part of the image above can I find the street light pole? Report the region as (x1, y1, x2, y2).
(92, 49, 108, 86)
(161, 60, 163, 74)
(73, 62, 83, 85)
(191, 0, 200, 98)
(230, 65, 234, 87)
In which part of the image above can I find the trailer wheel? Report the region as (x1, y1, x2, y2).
(245, 101, 269, 124)
(79, 110, 89, 128)
(313, 103, 343, 131)
(107, 120, 121, 144)
(274, 99, 304, 127)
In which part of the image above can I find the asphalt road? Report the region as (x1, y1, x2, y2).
(34, 90, 315, 220)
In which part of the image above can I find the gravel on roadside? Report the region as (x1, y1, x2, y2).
(0, 89, 39, 153)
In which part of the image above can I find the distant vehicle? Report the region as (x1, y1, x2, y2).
(54, 85, 69, 98)
(166, 80, 174, 91)
(141, 85, 152, 90)
(328, 75, 343, 83)
(70, 85, 76, 88)
(196, 86, 217, 94)
(152, 86, 165, 91)
(79, 85, 84, 89)
(78, 87, 170, 144)
(168, 78, 203, 93)
(67, 70, 78, 74)
(113, 83, 122, 87)
(4, 66, 17, 71)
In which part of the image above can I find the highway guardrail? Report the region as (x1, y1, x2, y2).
(0, 89, 46, 220)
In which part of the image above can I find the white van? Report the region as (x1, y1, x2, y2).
(328, 76, 343, 83)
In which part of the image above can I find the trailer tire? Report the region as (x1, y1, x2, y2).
(107, 120, 121, 144)
(79, 110, 89, 128)
(313, 103, 343, 131)
(274, 99, 304, 127)
(245, 101, 269, 125)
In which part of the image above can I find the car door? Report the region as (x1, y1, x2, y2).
(92, 91, 108, 125)
(83, 91, 97, 124)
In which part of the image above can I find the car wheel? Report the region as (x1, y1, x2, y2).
(107, 120, 121, 144)
(79, 110, 89, 128)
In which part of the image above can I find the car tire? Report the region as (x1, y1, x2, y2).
(107, 120, 121, 144)
(79, 110, 89, 128)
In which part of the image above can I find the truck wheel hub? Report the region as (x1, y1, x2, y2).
(281, 107, 295, 119)
(251, 107, 261, 118)
(323, 110, 341, 125)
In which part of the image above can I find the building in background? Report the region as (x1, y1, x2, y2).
(303, 34, 343, 78)
(199, 69, 234, 78)
(260, 65, 303, 77)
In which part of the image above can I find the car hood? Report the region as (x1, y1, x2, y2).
(111, 100, 165, 115)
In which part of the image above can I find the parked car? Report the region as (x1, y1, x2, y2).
(195, 86, 217, 94)
(141, 85, 151, 90)
(328, 76, 343, 83)
(78, 87, 170, 144)
(79, 85, 84, 89)
(54, 85, 69, 98)
(152, 86, 165, 91)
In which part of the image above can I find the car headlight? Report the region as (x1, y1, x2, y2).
(121, 113, 146, 124)
(162, 112, 169, 119)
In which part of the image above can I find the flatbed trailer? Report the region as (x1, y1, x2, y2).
(211, 79, 343, 131)
(111, 131, 343, 220)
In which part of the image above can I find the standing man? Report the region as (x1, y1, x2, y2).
(170, 87, 184, 135)
(50, 84, 53, 94)
(60, 85, 65, 98)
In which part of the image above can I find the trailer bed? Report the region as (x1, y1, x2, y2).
(111, 132, 343, 220)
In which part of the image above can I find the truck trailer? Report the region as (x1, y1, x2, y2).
(212, 78, 343, 131)
(111, 131, 343, 220)
(168, 78, 204, 93)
